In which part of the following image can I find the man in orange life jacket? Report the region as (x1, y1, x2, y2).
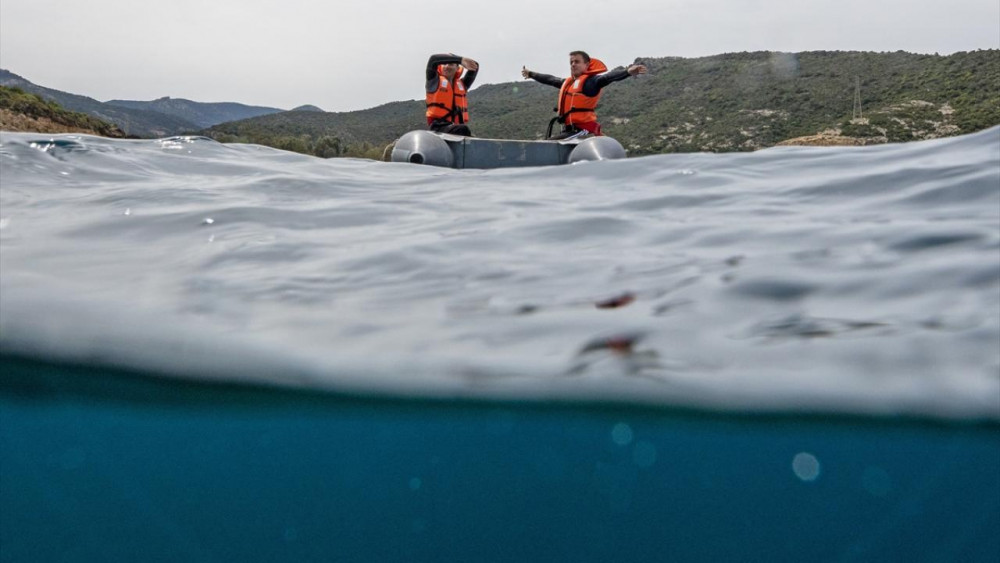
(426, 53, 479, 136)
(521, 51, 646, 139)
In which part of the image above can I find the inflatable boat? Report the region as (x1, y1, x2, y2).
(390, 130, 626, 169)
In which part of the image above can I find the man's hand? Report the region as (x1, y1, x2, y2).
(461, 58, 479, 71)
(627, 64, 648, 76)
(521, 66, 531, 79)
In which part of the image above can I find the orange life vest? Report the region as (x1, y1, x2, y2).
(556, 59, 608, 126)
(426, 66, 469, 124)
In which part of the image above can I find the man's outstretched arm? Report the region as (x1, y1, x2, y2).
(521, 66, 564, 88)
(584, 64, 647, 96)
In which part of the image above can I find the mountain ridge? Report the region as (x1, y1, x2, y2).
(0, 70, 294, 137)
(105, 96, 284, 129)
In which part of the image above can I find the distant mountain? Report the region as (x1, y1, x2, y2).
(291, 105, 324, 112)
(0, 70, 297, 137)
(201, 50, 1000, 158)
(106, 97, 283, 129)
(0, 69, 200, 137)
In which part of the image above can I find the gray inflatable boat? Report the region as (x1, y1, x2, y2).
(390, 130, 626, 169)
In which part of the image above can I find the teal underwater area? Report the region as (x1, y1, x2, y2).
(2, 355, 998, 562)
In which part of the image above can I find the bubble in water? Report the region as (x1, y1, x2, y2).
(202, 217, 214, 225)
(792, 452, 821, 482)
(409, 477, 422, 491)
(611, 423, 633, 446)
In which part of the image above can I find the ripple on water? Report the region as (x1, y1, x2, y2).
(729, 278, 818, 301)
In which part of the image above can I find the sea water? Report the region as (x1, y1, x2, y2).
(1, 130, 998, 561)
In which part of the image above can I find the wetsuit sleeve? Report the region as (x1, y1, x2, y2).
(463, 70, 478, 89)
(582, 68, 631, 97)
(426, 54, 464, 92)
(525, 71, 564, 88)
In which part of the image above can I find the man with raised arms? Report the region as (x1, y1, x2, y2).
(426, 53, 479, 136)
(522, 51, 647, 139)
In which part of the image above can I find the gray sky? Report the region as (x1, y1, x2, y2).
(1, 0, 997, 112)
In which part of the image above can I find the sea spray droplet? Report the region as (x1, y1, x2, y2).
(202, 218, 214, 226)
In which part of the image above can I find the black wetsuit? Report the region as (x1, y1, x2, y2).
(426, 54, 478, 136)
(525, 68, 631, 138)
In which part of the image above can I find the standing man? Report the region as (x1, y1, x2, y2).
(426, 53, 479, 136)
(522, 51, 647, 139)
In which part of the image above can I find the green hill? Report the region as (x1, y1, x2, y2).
(0, 86, 125, 137)
(0, 69, 199, 137)
(202, 50, 1000, 158)
(204, 100, 424, 158)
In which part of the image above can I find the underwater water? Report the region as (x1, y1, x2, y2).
(1, 129, 998, 561)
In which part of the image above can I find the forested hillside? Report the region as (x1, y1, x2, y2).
(0, 86, 125, 137)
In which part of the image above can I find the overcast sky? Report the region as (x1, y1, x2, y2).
(1, 0, 997, 112)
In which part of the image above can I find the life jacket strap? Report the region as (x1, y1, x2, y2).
(553, 107, 595, 126)
(546, 116, 560, 139)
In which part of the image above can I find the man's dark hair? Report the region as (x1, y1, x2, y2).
(568, 51, 590, 63)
